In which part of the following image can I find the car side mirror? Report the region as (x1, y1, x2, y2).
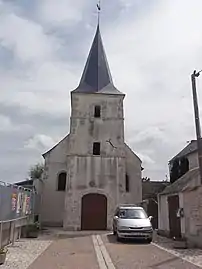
(148, 216, 153, 221)
(114, 215, 118, 220)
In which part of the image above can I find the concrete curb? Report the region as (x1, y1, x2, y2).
(92, 235, 115, 269)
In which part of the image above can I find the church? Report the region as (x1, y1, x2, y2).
(40, 23, 142, 230)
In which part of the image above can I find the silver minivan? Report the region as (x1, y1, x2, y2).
(113, 205, 153, 243)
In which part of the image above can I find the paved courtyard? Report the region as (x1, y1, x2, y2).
(1, 231, 202, 269)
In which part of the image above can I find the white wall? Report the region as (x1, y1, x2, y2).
(124, 144, 142, 204)
(41, 136, 69, 226)
(158, 194, 169, 233)
(63, 92, 141, 230)
(158, 169, 201, 243)
(69, 93, 125, 157)
(40, 91, 142, 230)
(158, 193, 185, 236)
(188, 152, 198, 170)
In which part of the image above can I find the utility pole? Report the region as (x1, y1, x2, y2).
(191, 70, 202, 184)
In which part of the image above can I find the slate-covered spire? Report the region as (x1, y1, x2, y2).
(73, 24, 123, 95)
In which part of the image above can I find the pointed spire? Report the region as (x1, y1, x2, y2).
(73, 22, 123, 94)
(79, 24, 113, 91)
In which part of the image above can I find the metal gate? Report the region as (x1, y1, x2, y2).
(168, 195, 181, 238)
(81, 193, 107, 230)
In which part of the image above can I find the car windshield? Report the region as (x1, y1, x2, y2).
(119, 208, 147, 219)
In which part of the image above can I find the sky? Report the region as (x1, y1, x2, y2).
(1, 0, 202, 183)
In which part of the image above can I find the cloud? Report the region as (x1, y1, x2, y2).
(1, 0, 202, 183)
(103, 0, 202, 180)
(137, 153, 155, 165)
(24, 134, 56, 151)
(38, 0, 88, 26)
(0, 14, 52, 63)
(0, 115, 15, 132)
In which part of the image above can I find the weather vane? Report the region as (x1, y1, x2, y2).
(97, 0, 101, 24)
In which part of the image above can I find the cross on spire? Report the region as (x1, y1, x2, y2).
(97, 0, 101, 24)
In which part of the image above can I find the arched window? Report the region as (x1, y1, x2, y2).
(125, 174, 130, 192)
(57, 172, 67, 191)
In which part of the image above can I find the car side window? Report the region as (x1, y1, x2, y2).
(119, 209, 126, 218)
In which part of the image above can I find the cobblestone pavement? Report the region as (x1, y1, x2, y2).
(28, 235, 99, 269)
(102, 233, 201, 269)
(1, 239, 52, 269)
(153, 234, 202, 268)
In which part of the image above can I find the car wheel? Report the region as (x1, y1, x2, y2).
(113, 227, 117, 235)
(116, 234, 121, 242)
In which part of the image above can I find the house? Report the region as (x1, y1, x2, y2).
(141, 180, 169, 229)
(158, 140, 202, 247)
(39, 24, 142, 230)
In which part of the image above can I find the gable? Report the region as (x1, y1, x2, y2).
(160, 168, 200, 195)
(42, 134, 69, 163)
(124, 143, 142, 164)
(169, 140, 201, 163)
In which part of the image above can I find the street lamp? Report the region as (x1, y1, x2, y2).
(191, 70, 202, 184)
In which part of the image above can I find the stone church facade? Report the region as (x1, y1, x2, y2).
(40, 25, 142, 230)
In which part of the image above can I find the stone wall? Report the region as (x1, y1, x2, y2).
(63, 92, 142, 230)
(183, 186, 202, 248)
(40, 136, 69, 226)
(69, 92, 125, 157)
(41, 91, 142, 230)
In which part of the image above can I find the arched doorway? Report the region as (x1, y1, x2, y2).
(81, 193, 107, 230)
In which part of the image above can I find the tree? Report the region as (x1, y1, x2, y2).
(29, 163, 44, 181)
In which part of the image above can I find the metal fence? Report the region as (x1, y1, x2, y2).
(0, 181, 35, 221)
(0, 181, 37, 248)
(0, 216, 30, 248)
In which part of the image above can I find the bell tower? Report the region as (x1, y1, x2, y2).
(64, 23, 127, 230)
